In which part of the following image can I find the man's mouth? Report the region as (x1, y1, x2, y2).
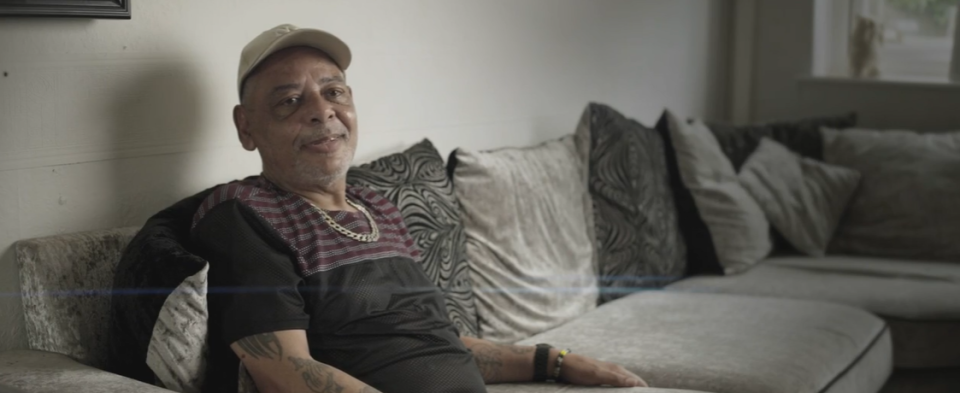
(302, 134, 346, 154)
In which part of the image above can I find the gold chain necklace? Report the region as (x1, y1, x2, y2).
(310, 199, 380, 243)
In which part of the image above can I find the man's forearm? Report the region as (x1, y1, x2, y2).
(460, 336, 557, 384)
(283, 356, 381, 393)
(233, 332, 381, 393)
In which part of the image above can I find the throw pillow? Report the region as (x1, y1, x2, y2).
(738, 138, 861, 257)
(665, 111, 771, 274)
(146, 264, 210, 393)
(578, 103, 686, 302)
(708, 113, 858, 171)
(655, 113, 722, 276)
(823, 128, 960, 262)
(451, 136, 599, 343)
(656, 112, 858, 275)
(347, 139, 479, 337)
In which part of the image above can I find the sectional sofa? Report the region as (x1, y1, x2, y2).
(1, 103, 957, 393)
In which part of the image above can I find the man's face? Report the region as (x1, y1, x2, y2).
(235, 46, 358, 189)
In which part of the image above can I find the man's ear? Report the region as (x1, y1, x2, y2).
(234, 105, 256, 151)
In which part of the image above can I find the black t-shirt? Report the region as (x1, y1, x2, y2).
(191, 177, 485, 392)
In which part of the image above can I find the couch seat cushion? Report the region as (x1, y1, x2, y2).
(667, 256, 960, 368)
(487, 384, 708, 393)
(0, 350, 174, 393)
(515, 291, 891, 393)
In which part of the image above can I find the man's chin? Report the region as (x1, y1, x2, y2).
(293, 162, 351, 187)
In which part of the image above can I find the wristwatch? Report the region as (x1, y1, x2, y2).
(533, 343, 553, 382)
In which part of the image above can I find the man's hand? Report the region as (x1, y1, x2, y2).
(459, 336, 647, 387)
(554, 352, 647, 387)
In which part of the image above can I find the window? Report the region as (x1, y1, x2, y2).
(814, 0, 960, 82)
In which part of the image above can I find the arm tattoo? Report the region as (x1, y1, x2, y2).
(288, 356, 345, 393)
(236, 332, 283, 361)
(469, 343, 504, 382)
(502, 344, 534, 356)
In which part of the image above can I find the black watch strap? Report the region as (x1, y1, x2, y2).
(533, 344, 553, 382)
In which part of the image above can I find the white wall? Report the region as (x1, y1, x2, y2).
(0, 0, 731, 350)
(749, 0, 960, 130)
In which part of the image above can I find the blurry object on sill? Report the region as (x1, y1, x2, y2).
(850, 15, 884, 78)
(858, 0, 957, 81)
(817, 0, 960, 83)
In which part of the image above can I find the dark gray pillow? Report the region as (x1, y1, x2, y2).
(738, 138, 861, 257)
(824, 128, 960, 262)
(581, 103, 687, 303)
(347, 139, 479, 337)
(708, 113, 858, 171)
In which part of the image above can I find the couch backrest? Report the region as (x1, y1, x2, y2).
(15, 227, 140, 369)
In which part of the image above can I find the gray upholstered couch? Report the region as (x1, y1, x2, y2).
(1, 116, 958, 393)
(2, 218, 957, 393)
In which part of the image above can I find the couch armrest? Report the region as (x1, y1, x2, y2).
(0, 350, 174, 393)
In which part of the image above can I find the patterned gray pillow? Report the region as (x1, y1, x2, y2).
(580, 103, 687, 303)
(347, 139, 479, 337)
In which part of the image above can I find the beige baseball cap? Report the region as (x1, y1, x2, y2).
(237, 23, 352, 98)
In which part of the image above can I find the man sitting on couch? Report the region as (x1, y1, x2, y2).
(191, 24, 647, 392)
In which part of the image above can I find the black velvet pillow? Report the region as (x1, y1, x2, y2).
(655, 112, 858, 276)
(107, 186, 215, 383)
(582, 103, 687, 303)
(707, 113, 858, 171)
(347, 139, 479, 337)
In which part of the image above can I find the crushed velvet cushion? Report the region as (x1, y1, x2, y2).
(451, 136, 599, 343)
(15, 227, 141, 371)
(347, 139, 479, 337)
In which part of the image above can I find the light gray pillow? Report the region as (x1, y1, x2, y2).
(738, 138, 861, 257)
(666, 111, 771, 274)
(823, 128, 960, 262)
(146, 264, 209, 393)
(453, 136, 599, 343)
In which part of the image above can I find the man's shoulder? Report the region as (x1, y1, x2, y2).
(191, 176, 279, 229)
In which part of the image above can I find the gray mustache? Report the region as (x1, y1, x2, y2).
(297, 127, 348, 146)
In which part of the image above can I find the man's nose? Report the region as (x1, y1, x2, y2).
(307, 91, 336, 124)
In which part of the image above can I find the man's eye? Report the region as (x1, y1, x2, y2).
(281, 97, 301, 106)
(327, 89, 343, 97)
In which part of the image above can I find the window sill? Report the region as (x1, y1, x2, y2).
(799, 75, 960, 91)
